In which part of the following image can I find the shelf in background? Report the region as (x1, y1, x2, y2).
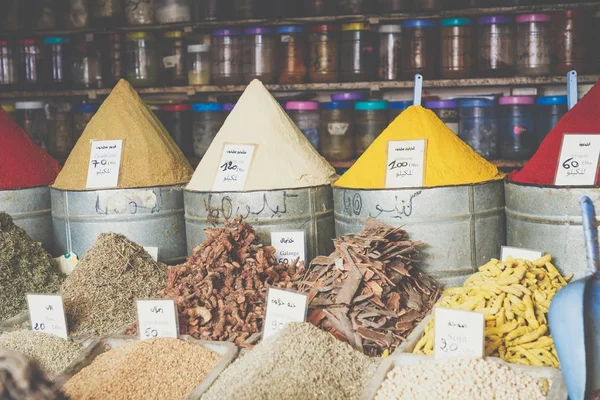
(3, 2, 599, 36)
(329, 159, 527, 170)
(1, 76, 597, 100)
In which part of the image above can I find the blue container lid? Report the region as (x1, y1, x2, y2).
(478, 15, 513, 24)
(389, 100, 413, 109)
(321, 101, 351, 110)
(192, 103, 223, 112)
(536, 95, 568, 105)
(425, 100, 457, 109)
(458, 98, 495, 108)
(402, 19, 437, 28)
(440, 17, 473, 27)
(244, 27, 274, 35)
(74, 104, 100, 113)
(355, 100, 389, 111)
(276, 26, 305, 34)
(43, 36, 69, 44)
(212, 28, 242, 37)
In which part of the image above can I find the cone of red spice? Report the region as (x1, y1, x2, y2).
(0, 109, 61, 190)
(509, 78, 600, 185)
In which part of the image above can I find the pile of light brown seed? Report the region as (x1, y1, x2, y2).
(375, 357, 550, 400)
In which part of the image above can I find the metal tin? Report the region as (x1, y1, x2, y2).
(333, 180, 505, 288)
(184, 185, 335, 261)
(506, 181, 600, 280)
(51, 186, 186, 263)
(0, 186, 52, 252)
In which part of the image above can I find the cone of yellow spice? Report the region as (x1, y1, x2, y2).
(335, 106, 503, 188)
(52, 79, 193, 190)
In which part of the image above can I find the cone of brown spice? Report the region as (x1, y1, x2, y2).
(296, 219, 441, 356)
(160, 217, 305, 345)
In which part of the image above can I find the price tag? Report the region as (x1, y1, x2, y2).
(263, 287, 308, 340)
(212, 143, 256, 191)
(143, 247, 159, 262)
(385, 139, 427, 188)
(26, 294, 68, 339)
(136, 299, 179, 340)
(328, 123, 349, 136)
(554, 134, 600, 186)
(271, 231, 306, 264)
(501, 246, 543, 262)
(434, 307, 484, 360)
(86, 139, 123, 189)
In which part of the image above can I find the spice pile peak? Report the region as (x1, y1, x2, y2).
(52, 79, 193, 191)
(510, 78, 600, 185)
(187, 79, 337, 192)
(0, 109, 60, 190)
(335, 105, 503, 188)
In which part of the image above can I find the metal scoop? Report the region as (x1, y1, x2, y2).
(549, 196, 600, 400)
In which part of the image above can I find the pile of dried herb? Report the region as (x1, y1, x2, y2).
(160, 217, 304, 345)
(0, 212, 64, 321)
(296, 219, 441, 356)
(60, 233, 167, 336)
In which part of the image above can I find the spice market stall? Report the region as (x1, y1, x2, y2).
(334, 105, 505, 288)
(185, 79, 338, 261)
(50, 79, 193, 263)
(0, 109, 61, 251)
(507, 78, 600, 279)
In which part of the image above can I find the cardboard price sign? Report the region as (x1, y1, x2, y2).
(212, 143, 256, 191)
(385, 139, 427, 188)
(434, 307, 485, 360)
(136, 299, 179, 340)
(263, 288, 308, 340)
(26, 294, 69, 339)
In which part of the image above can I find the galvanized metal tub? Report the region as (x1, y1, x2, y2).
(51, 186, 186, 263)
(506, 181, 600, 279)
(0, 186, 53, 251)
(333, 180, 506, 288)
(184, 185, 335, 261)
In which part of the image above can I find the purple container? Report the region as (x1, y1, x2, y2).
(286, 101, 320, 110)
(477, 15, 516, 77)
(425, 99, 458, 109)
(515, 14, 551, 23)
(286, 101, 321, 150)
(478, 16, 513, 25)
(498, 96, 536, 105)
(243, 27, 274, 35)
(331, 91, 367, 102)
(425, 99, 458, 134)
(223, 103, 235, 112)
(212, 29, 242, 37)
(498, 96, 536, 160)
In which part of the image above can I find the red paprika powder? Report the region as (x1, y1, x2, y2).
(509, 78, 600, 185)
(0, 109, 61, 190)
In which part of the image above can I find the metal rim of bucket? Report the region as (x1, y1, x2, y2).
(50, 183, 189, 193)
(506, 178, 600, 190)
(0, 184, 52, 192)
(332, 177, 505, 191)
(184, 183, 333, 194)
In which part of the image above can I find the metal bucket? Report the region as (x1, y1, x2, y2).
(0, 186, 53, 251)
(333, 180, 506, 288)
(184, 185, 335, 261)
(506, 181, 600, 279)
(51, 186, 186, 263)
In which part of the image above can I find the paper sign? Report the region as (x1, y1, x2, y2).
(385, 139, 427, 188)
(212, 143, 256, 191)
(143, 247, 159, 262)
(136, 299, 179, 340)
(271, 231, 306, 264)
(263, 287, 308, 340)
(501, 246, 543, 262)
(86, 139, 123, 189)
(554, 134, 600, 186)
(434, 307, 484, 360)
(26, 294, 68, 339)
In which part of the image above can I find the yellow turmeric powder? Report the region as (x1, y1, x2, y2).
(335, 106, 504, 188)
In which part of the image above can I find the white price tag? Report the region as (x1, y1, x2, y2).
(500, 246, 543, 262)
(385, 139, 427, 188)
(212, 143, 256, 191)
(86, 140, 123, 189)
(328, 123, 349, 136)
(162, 55, 181, 69)
(136, 299, 179, 340)
(26, 294, 68, 339)
(554, 134, 600, 186)
(434, 307, 484, 360)
(143, 247, 159, 262)
(271, 231, 306, 264)
(263, 288, 308, 340)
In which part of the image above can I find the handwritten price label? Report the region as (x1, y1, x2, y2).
(271, 231, 306, 265)
(554, 134, 600, 186)
(136, 299, 179, 340)
(212, 144, 256, 191)
(501, 246, 543, 262)
(263, 287, 308, 340)
(86, 139, 123, 189)
(385, 139, 427, 188)
(434, 307, 484, 360)
(26, 294, 68, 339)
